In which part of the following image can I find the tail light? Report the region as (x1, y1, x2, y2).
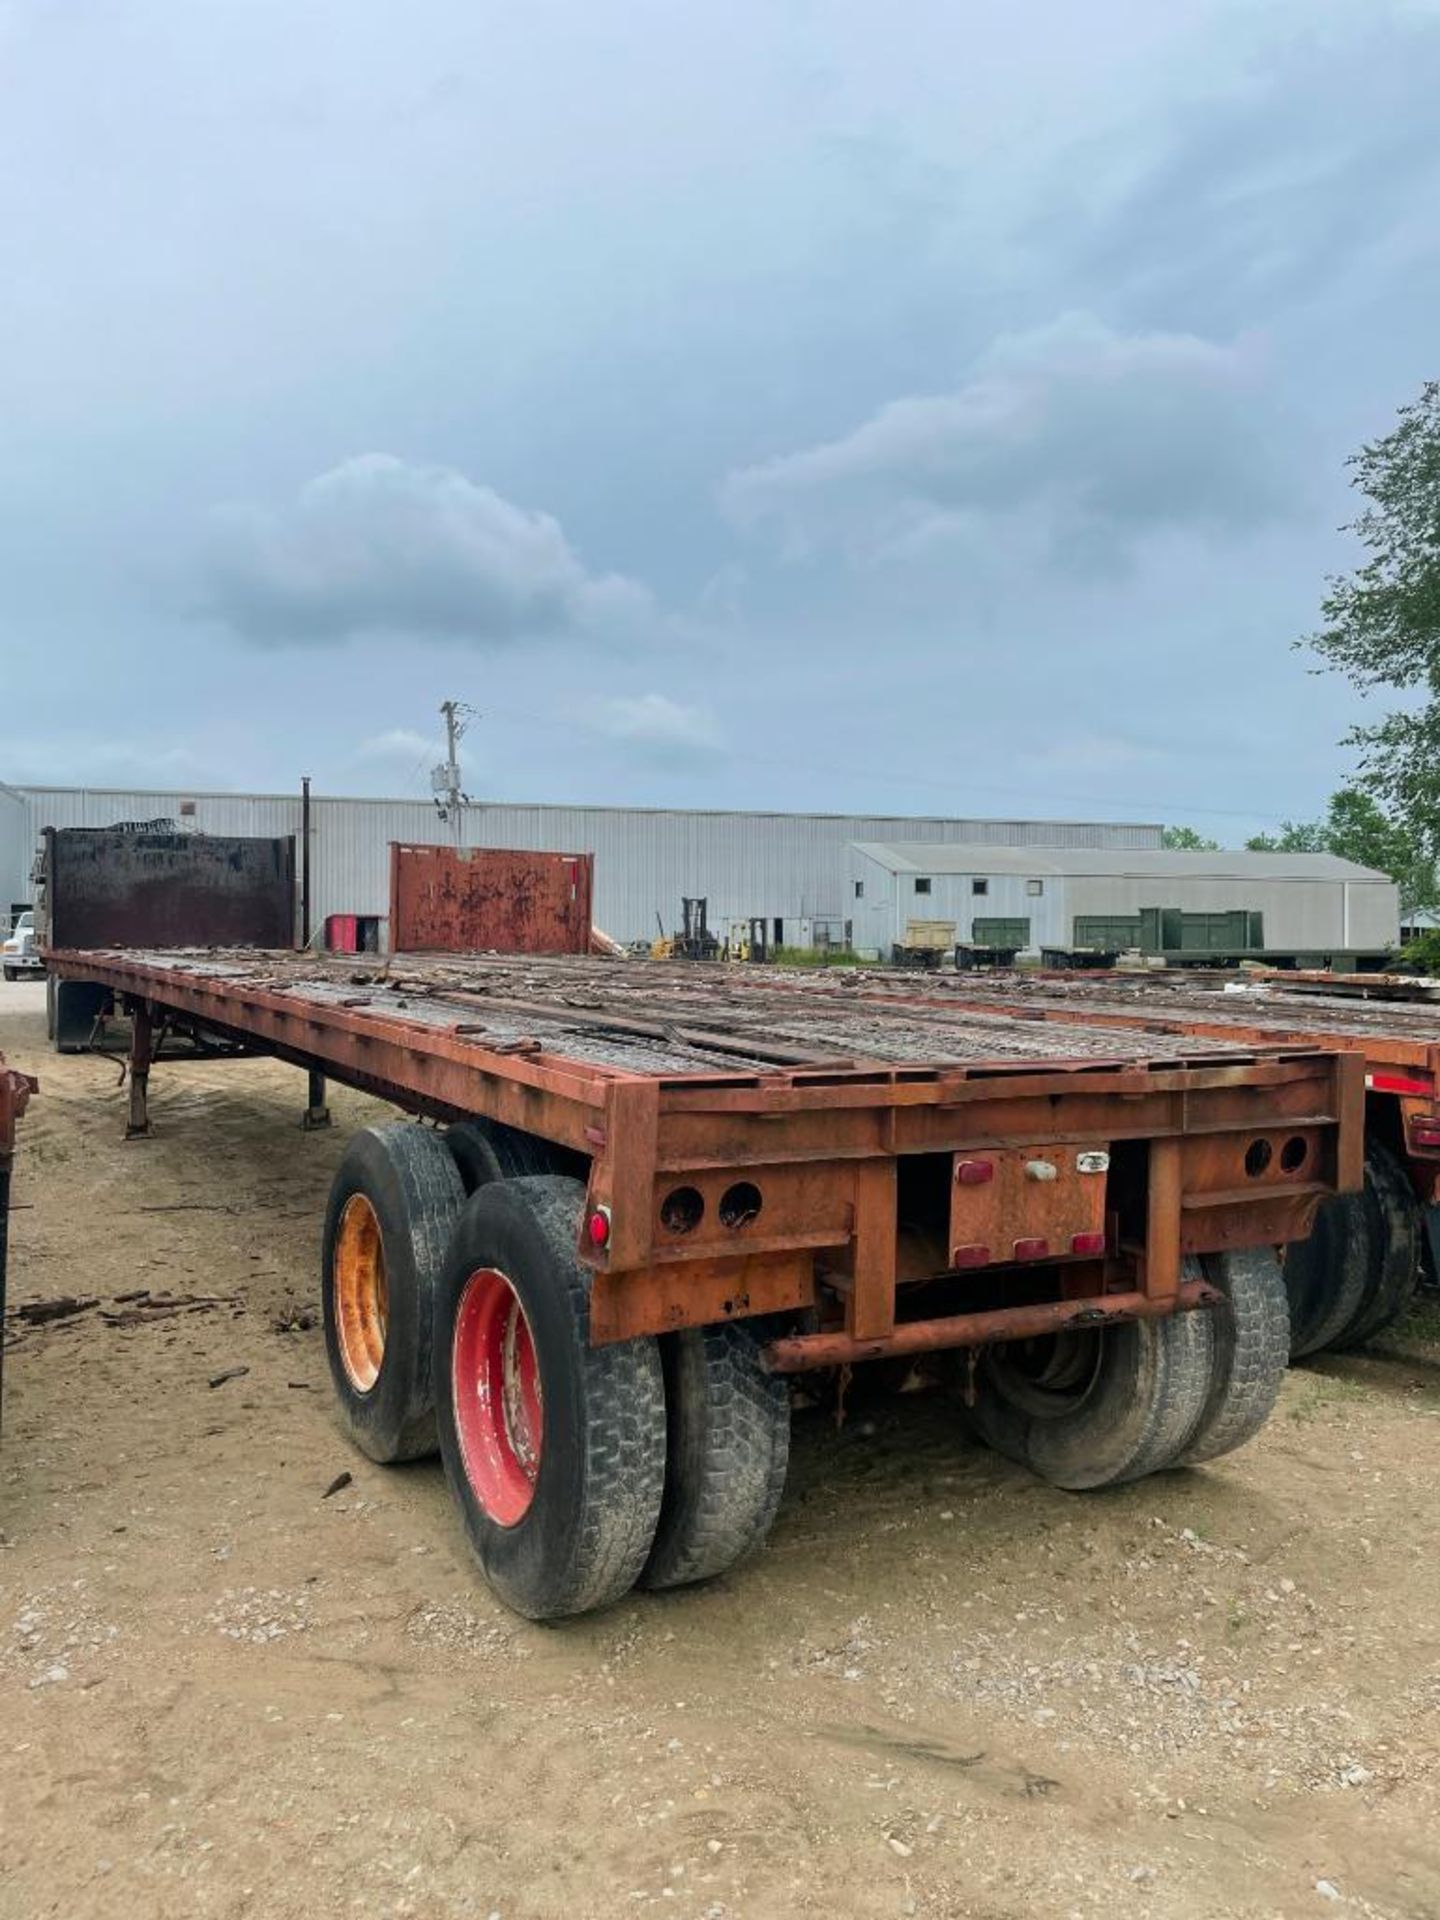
(1070, 1231, 1107, 1257)
(955, 1159, 995, 1186)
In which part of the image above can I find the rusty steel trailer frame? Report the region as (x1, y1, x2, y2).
(828, 971, 1440, 1202)
(47, 949, 1362, 1372)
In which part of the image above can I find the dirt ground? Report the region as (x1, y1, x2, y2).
(4, 983, 1440, 1920)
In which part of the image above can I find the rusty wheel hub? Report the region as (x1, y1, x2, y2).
(334, 1192, 388, 1392)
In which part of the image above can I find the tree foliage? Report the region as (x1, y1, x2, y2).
(1245, 788, 1436, 911)
(1245, 819, 1327, 853)
(1310, 381, 1440, 835)
(1160, 825, 1221, 850)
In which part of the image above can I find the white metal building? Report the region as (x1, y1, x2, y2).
(847, 843, 1400, 959)
(0, 782, 1162, 949)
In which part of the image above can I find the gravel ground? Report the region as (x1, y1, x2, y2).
(3, 980, 1440, 1919)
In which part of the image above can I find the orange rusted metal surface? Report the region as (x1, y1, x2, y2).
(947, 1144, 1108, 1273)
(333, 1192, 388, 1392)
(44, 948, 1362, 1366)
(760, 1277, 1221, 1372)
(389, 843, 593, 956)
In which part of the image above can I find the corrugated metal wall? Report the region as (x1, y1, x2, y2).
(11, 785, 1163, 948)
(0, 786, 30, 927)
(857, 854, 1400, 955)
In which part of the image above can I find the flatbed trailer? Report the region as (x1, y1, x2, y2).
(46, 945, 1361, 1617)
(725, 964, 1439, 1361)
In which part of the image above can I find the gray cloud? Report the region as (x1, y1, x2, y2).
(200, 455, 655, 647)
(1050, 15, 1440, 334)
(588, 693, 723, 756)
(722, 313, 1290, 571)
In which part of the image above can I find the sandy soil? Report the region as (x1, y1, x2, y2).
(3, 980, 1440, 1920)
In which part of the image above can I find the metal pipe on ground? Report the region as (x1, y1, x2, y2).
(0, 1056, 38, 1436)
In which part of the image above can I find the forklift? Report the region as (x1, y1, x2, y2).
(652, 897, 722, 961)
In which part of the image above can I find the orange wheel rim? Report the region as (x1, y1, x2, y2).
(334, 1193, 388, 1392)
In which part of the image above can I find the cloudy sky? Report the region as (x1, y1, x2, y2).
(2, 0, 1437, 838)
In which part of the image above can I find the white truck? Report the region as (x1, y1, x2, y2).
(2, 911, 40, 982)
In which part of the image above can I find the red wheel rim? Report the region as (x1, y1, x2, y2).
(451, 1267, 543, 1526)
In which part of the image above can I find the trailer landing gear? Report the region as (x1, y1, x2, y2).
(125, 1002, 153, 1140)
(302, 1068, 331, 1131)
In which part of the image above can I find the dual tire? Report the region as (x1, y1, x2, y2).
(1285, 1142, 1420, 1357)
(965, 1249, 1289, 1487)
(321, 1123, 791, 1619)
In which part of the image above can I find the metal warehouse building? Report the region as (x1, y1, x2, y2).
(847, 842, 1400, 961)
(1, 783, 1161, 949)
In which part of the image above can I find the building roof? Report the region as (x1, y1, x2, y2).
(10, 783, 1161, 832)
(850, 842, 1392, 883)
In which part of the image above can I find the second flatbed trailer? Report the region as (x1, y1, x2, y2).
(746, 965, 1440, 1361)
(47, 946, 1360, 1617)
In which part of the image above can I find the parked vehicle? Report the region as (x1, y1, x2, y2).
(2, 911, 40, 981)
(37, 824, 1365, 1618)
(796, 965, 1440, 1359)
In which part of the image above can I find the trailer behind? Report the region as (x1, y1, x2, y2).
(759, 965, 1440, 1360)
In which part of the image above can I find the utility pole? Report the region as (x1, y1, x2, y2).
(433, 700, 475, 845)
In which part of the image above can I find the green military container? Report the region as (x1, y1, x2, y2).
(1073, 908, 1265, 957)
(1072, 913, 1143, 952)
(1157, 908, 1264, 954)
(971, 916, 1030, 949)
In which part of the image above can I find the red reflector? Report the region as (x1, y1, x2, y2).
(951, 1244, 990, 1268)
(1013, 1237, 1049, 1261)
(1071, 1231, 1107, 1257)
(955, 1158, 995, 1185)
(586, 1207, 611, 1248)
(1369, 1073, 1433, 1097)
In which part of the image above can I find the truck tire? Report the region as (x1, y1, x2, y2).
(1174, 1248, 1288, 1466)
(1333, 1143, 1421, 1350)
(321, 1123, 466, 1464)
(444, 1118, 573, 1192)
(966, 1283, 1216, 1490)
(3, 966, 16, 984)
(639, 1321, 790, 1592)
(1283, 1188, 1372, 1359)
(434, 1175, 666, 1620)
(45, 973, 56, 1040)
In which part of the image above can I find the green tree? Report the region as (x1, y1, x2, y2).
(1161, 825, 1221, 850)
(1245, 819, 1327, 853)
(1309, 382, 1440, 843)
(1245, 787, 1437, 911)
(1324, 786, 1415, 874)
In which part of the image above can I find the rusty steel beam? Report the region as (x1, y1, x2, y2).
(760, 1278, 1221, 1372)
